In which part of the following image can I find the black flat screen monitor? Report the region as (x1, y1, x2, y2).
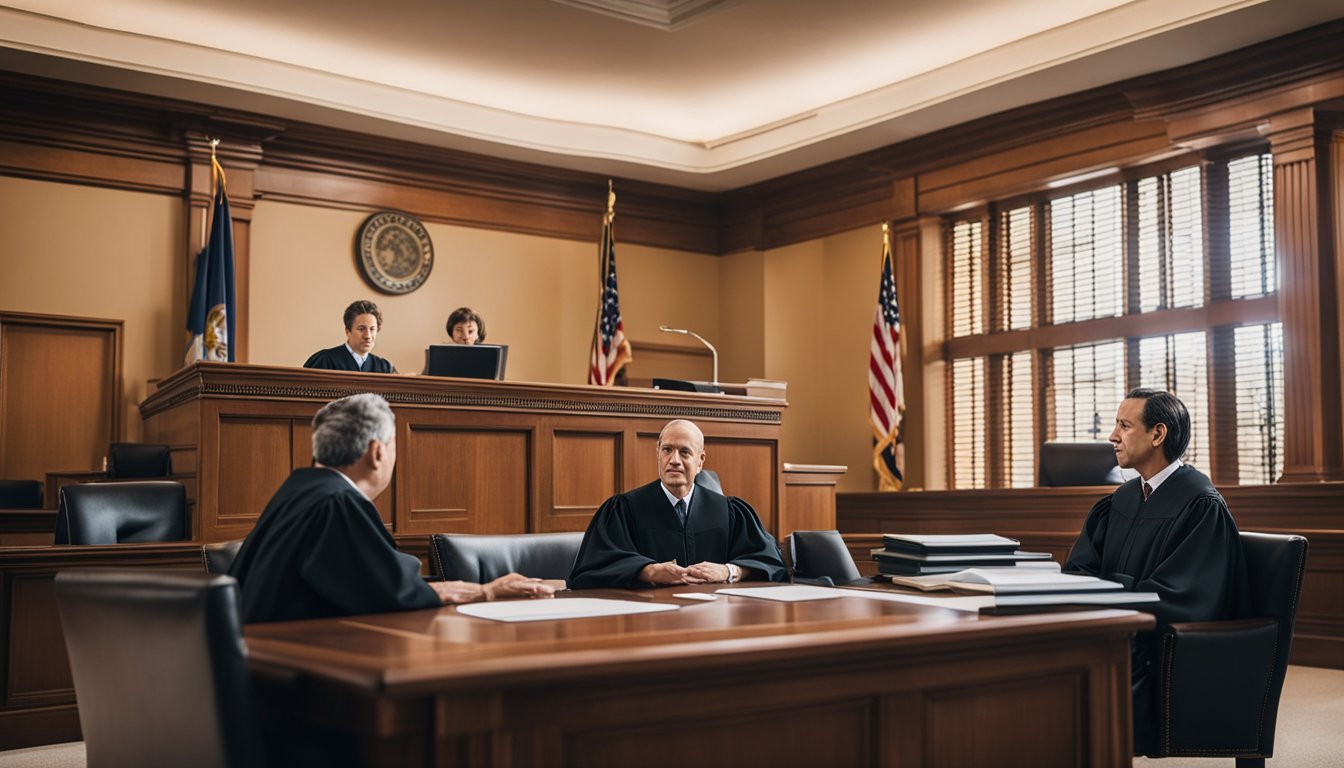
(424, 344, 507, 380)
(1038, 441, 1126, 486)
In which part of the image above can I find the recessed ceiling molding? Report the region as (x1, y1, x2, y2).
(699, 111, 818, 149)
(546, 0, 736, 31)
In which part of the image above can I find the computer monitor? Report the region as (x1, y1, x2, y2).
(1038, 441, 1129, 486)
(424, 344, 507, 380)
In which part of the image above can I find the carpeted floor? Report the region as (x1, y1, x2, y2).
(2, 665, 1340, 767)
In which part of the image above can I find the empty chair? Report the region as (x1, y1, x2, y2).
(0, 479, 43, 508)
(693, 468, 723, 494)
(106, 442, 173, 479)
(203, 540, 245, 574)
(789, 529, 866, 586)
(1154, 532, 1308, 766)
(429, 532, 584, 582)
(55, 481, 187, 545)
(54, 569, 265, 768)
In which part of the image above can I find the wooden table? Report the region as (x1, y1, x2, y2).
(245, 584, 1151, 767)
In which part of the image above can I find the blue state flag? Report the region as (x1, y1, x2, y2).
(185, 158, 235, 364)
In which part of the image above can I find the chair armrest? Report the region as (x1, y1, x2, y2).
(1159, 618, 1279, 754)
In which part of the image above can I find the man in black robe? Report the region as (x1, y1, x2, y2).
(1065, 388, 1249, 756)
(303, 299, 397, 373)
(569, 419, 786, 589)
(230, 393, 552, 623)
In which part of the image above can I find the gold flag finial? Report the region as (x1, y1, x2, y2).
(606, 179, 616, 224)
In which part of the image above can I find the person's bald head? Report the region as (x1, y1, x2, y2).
(656, 420, 705, 498)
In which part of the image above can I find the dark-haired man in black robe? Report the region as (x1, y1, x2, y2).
(303, 299, 397, 373)
(1066, 388, 1249, 756)
(230, 393, 551, 623)
(569, 419, 786, 589)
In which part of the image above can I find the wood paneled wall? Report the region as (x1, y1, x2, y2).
(0, 312, 122, 482)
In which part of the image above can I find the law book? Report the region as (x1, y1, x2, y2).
(983, 591, 1161, 613)
(872, 548, 1052, 567)
(940, 570, 1122, 595)
(886, 562, 1062, 591)
(880, 533, 1020, 555)
(874, 554, 1050, 576)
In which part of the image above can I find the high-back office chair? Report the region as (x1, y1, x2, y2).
(106, 442, 173, 479)
(788, 530, 866, 586)
(693, 468, 723, 494)
(1154, 532, 1308, 766)
(0, 479, 43, 508)
(54, 569, 265, 768)
(428, 532, 584, 582)
(202, 540, 245, 575)
(55, 481, 188, 545)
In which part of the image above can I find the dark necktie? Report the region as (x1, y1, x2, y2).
(674, 498, 687, 526)
(1142, 481, 1153, 501)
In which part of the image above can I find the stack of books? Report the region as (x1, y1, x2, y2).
(871, 533, 1053, 576)
(873, 533, 1161, 612)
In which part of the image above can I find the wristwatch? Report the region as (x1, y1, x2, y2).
(725, 563, 741, 583)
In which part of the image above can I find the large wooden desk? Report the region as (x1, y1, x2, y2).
(246, 585, 1150, 767)
(139, 363, 790, 546)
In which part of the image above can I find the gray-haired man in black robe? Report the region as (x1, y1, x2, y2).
(1065, 388, 1249, 756)
(568, 419, 786, 589)
(230, 393, 552, 623)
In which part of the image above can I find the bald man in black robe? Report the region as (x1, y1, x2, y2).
(569, 419, 786, 589)
(1066, 389, 1249, 756)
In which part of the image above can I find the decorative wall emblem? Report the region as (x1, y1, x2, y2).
(356, 211, 434, 294)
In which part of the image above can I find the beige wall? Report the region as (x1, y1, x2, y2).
(249, 201, 721, 384)
(755, 226, 887, 493)
(0, 176, 184, 441)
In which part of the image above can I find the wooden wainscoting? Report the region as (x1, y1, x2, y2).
(0, 312, 122, 483)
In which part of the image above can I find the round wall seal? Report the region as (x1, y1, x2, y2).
(356, 211, 434, 294)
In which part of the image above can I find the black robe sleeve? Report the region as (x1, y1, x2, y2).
(1063, 495, 1113, 578)
(1128, 496, 1248, 626)
(567, 494, 655, 590)
(298, 493, 440, 617)
(724, 496, 787, 582)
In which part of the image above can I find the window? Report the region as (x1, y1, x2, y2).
(945, 154, 1281, 487)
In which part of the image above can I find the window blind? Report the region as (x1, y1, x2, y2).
(950, 220, 984, 337)
(1000, 206, 1033, 331)
(1136, 166, 1204, 311)
(1233, 322, 1284, 484)
(951, 356, 986, 489)
(1228, 154, 1275, 299)
(1137, 332, 1209, 468)
(1048, 186, 1122, 323)
(1050, 340, 1125, 442)
(1005, 350, 1035, 487)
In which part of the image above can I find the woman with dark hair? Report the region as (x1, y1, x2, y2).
(445, 306, 485, 345)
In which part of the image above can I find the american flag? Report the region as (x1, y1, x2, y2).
(870, 224, 905, 490)
(588, 187, 632, 386)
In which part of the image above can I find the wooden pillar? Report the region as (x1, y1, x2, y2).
(1266, 109, 1344, 481)
(184, 131, 262, 365)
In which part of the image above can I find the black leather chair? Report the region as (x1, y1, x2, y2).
(54, 569, 265, 768)
(0, 479, 43, 508)
(694, 468, 723, 494)
(203, 540, 245, 574)
(1154, 532, 1308, 766)
(429, 532, 584, 582)
(106, 442, 173, 479)
(789, 529, 867, 586)
(55, 481, 188, 544)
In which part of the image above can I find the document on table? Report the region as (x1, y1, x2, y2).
(837, 589, 995, 612)
(456, 598, 680, 622)
(716, 585, 847, 602)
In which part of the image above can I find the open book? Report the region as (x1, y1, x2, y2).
(890, 567, 1123, 595)
(887, 562, 1062, 591)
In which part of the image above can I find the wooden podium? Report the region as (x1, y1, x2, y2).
(140, 363, 790, 546)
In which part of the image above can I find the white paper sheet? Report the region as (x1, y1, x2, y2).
(836, 588, 994, 612)
(456, 598, 680, 622)
(715, 585, 847, 602)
